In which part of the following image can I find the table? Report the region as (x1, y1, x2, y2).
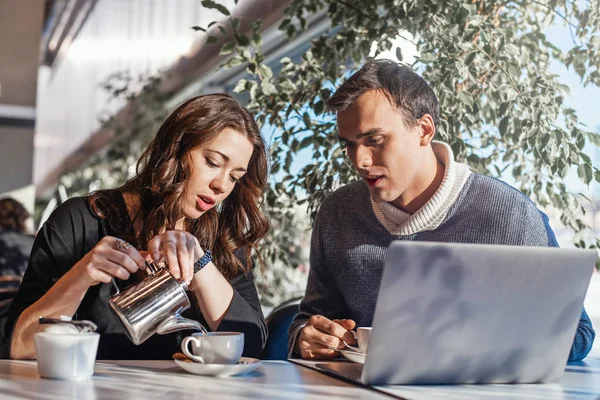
(3, 358, 600, 399)
(292, 358, 600, 399)
(0, 359, 392, 400)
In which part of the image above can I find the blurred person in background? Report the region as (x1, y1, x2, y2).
(0, 198, 35, 287)
(2, 94, 270, 360)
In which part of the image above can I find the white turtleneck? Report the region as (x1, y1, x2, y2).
(371, 141, 471, 235)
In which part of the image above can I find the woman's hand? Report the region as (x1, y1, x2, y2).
(11, 236, 146, 360)
(72, 236, 146, 287)
(147, 230, 203, 285)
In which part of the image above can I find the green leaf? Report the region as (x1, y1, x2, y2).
(219, 41, 235, 55)
(467, 154, 480, 166)
(279, 18, 291, 30)
(224, 55, 243, 68)
(286, 24, 296, 37)
(577, 164, 593, 185)
(465, 52, 476, 65)
(576, 134, 586, 150)
(233, 79, 247, 94)
(512, 165, 522, 179)
(458, 92, 473, 108)
(395, 47, 403, 62)
(581, 153, 591, 164)
(252, 32, 263, 47)
(201, 0, 230, 16)
(251, 20, 263, 35)
(236, 34, 250, 47)
(260, 65, 273, 79)
(271, 162, 280, 174)
(314, 100, 324, 115)
(499, 117, 509, 136)
(573, 58, 586, 80)
(261, 80, 277, 95)
(418, 53, 436, 63)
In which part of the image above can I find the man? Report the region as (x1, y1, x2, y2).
(288, 59, 595, 361)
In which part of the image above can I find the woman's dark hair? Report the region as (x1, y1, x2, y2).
(89, 94, 270, 279)
(327, 59, 440, 128)
(0, 198, 30, 232)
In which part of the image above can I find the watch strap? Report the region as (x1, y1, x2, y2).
(193, 250, 212, 274)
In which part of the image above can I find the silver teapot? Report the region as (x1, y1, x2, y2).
(108, 262, 205, 345)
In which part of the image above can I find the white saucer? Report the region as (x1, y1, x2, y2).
(174, 357, 261, 377)
(341, 350, 366, 364)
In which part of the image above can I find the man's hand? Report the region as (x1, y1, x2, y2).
(297, 315, 356, 360)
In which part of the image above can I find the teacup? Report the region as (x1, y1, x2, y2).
(181, 332, 244, 364)
(34, 332, 100, 380)
(345, 327, 372, 354)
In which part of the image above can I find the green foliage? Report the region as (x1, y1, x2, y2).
(200, 0, 600, 258)
(57, 0, 600, 305)
(59, 72, 171, 196)
(254, 192, 310, 307)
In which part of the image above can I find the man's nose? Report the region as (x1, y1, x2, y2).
(354, 145, 373, 169)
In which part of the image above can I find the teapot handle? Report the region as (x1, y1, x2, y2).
(111, 278, 120, 295)
(111, 261, 159, 295)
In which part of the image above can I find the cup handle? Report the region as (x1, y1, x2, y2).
(343, 331, 362, 353)
(182, 336, 205, 363)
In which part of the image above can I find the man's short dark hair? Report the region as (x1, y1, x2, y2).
(327, 59, 440, 129)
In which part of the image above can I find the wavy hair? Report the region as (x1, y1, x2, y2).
(0, 198, 30, 232)
(89, 94, 270, 279)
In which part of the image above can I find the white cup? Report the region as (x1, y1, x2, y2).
(34, 332, 100, 380)
(181, 332, 244, 364)
(352, 327, 372, 353)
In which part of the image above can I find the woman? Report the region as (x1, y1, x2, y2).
(3, 94, 270, 360)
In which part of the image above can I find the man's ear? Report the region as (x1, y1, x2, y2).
(418, 114, 436, 146)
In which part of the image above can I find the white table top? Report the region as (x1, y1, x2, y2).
(0, 359, 391, 400)
(292, 357, 600, 399)
(3, 358, 600, 399)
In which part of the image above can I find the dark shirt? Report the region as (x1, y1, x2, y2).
(0, 228, 34, 279)
(0, 192, 267, 359)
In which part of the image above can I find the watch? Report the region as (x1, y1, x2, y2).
(193, 250, 212, 274)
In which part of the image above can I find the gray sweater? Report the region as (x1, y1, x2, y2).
(288, 173, 595, 361)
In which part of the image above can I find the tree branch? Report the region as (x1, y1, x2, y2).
(529, 0, 576, 28)
(529, 0, 579, 44)
(470, 42, 520, 94)
(336, 0, 375, 21)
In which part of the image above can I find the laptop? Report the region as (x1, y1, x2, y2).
(307, 241, 596, 385)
